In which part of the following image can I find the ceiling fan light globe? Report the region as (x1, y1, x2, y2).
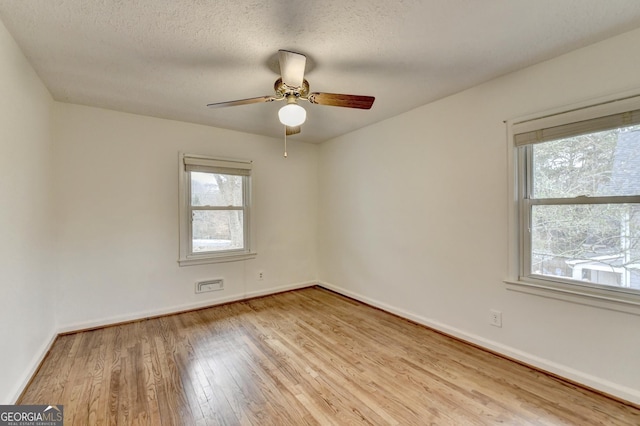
(278, 104, 306, 127)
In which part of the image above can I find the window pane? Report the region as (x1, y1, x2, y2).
(532, 126, 640, 199)
(531, 204, 640, 289)
(192, 210, 244, 253)
(191, 172, 243, 207)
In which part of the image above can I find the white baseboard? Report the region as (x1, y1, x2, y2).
(317, 281, 640, 406)
(244, 280, 316, 300)
(8, 331, 57, 404)
(57, 280, 317, 334)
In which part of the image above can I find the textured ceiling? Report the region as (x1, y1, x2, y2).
(2, 1, 640, 143)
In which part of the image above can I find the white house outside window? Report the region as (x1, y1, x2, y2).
(179, 153, 255, 265)
(511, 98, 640, 302)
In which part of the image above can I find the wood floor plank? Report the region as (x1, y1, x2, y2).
(88, 324, 112, 425)
(18, 287, 640, 425)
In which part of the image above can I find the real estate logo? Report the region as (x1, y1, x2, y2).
(0, 405, 63, 426)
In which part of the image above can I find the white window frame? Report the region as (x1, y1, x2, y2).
(506, 93, 640, 311)
(178, 153, 256, 266)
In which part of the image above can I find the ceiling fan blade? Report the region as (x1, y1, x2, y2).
(286, 126, 301, 136)
(207, 96, 276, 108)
(278, 50, 306, 87)
(307, 93, 375, 109)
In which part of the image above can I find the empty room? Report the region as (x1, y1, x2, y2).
(1, 1, 640, 424)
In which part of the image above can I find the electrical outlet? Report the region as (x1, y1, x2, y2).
(489, 309, 502, 327)
(258, 271, 264, 280)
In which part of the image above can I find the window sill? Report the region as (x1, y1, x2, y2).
(504, 278, 640, 315)
(178, 252, 257, 266)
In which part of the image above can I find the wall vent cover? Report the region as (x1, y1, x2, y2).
(195, 279, 224, 293)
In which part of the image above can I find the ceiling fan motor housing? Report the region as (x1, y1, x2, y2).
(274, 78, 309, 99)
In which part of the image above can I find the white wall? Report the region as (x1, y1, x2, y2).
(53, 103, 318, 330)
(318, 28, 640, 404)
(0, 20, 56, 403)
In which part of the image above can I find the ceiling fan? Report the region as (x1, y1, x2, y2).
(206, 50, 375, 136)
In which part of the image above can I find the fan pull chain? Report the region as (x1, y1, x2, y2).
(283, 125, 288, 158)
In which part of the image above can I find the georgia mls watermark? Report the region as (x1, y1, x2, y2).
(0, 405, 63, 426)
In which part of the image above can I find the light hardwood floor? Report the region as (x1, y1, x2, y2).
(19, 287, 640, 425)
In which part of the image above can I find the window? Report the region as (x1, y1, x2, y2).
(178, 153, 255, 265)
(512, 98, 640, 301)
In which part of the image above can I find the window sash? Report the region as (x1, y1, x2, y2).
(178, 152, 255, 266)
(527, 196, 640, 205)
(190, 206, 244, 210)
(517, 143, 640, 295)
(186, 170, 249, 257)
